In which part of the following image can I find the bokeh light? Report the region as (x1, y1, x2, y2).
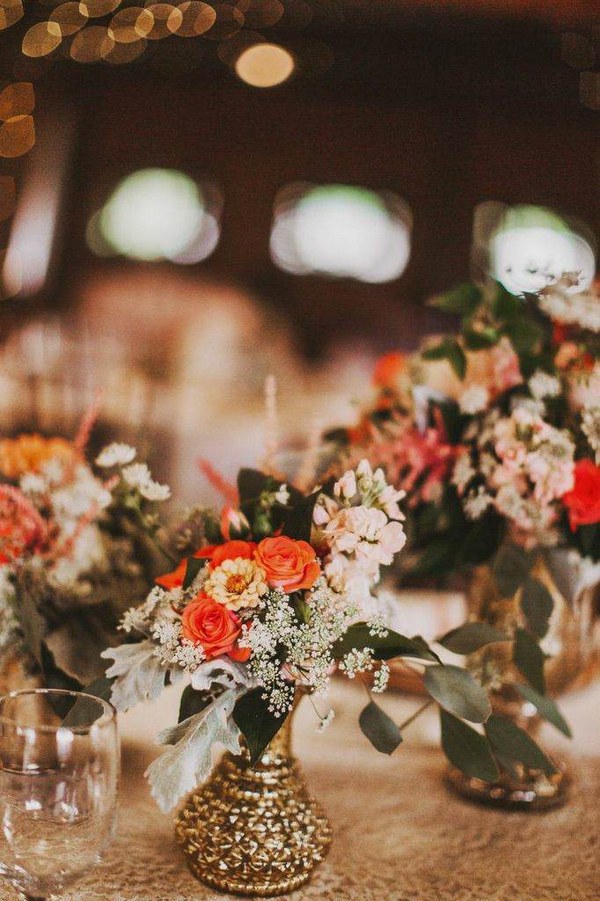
(22, 22, 63, 58)
(0, 115, 35, 158)
(92, 168, 221, 263)
(235, 42, 294, 87)
(488, 205, 596, 295)
(79, 0, 122, 16)
(270, 183, 412, 283)
(167, 1, 216, 37)
(0, 0, 24, 32)
(50, 3, 89, 36)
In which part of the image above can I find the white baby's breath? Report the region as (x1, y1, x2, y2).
(96, 443, 137, 468)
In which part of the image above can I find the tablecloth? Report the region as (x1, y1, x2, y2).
(2, 679, 599, 901)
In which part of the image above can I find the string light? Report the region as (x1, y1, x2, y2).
(235, 42, 294, 87)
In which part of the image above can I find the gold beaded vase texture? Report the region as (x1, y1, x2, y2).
(175, 696, 332, 897)
(448, 551, 598, 810)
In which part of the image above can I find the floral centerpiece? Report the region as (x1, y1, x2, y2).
(0, 426, 171, 690)
(99, 454, 506, 894)
(330, 274, 600, 807)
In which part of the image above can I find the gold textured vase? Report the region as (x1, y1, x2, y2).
(175, 696, 332, 896)
(448, 550, 598, 810)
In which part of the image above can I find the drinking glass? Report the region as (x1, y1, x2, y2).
(0, 689, 119, 900)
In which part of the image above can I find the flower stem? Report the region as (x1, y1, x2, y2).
(398, 699, 434, 733)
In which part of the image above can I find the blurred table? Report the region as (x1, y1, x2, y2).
(2, 680, 598, 901)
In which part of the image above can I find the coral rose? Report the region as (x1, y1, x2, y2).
(255, 536, 320, 592)
(200, 540, 257, 570)
(155, 540, 258, 589)
(181, 594, 249, 662)
(562, 459, 600, 530)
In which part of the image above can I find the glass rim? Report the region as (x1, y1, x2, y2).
(0, 688, 117, 734)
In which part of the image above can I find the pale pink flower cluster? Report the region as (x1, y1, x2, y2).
(456, 337, 523, 414)
(453, 402, 575, 544)
(313, 459, 406, 610)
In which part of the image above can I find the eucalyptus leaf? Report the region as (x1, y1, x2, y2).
(520, 577, 554, 639)
(515, 685, 572, 738)
(332, 623, 440, 663)
(101, 640, 170, 712)
(440, 710, 499, 782)
(485, 714, 557, 776)
(463, 327, 500, 350)
(492, 543, 532, 597)
(429, 283, 482, 316)
(233, 687, 288, 764)
(237, 468, 272, 521)
(513, 628, 546, 694)
(438, 622, 509, 655)
(359, 701, 402, 755)
(422, 339, 467, 380)
(424, 665, 491, 723)
(147, 689, 242, 812)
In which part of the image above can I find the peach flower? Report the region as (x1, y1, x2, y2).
(181, 594, 249, 662)
(255, 536, 321, 592)
(0, 434, 76, 480)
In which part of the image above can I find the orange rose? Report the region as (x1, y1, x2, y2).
(155, 540, 258, 589)
(255, 536, 320, 592)
(181, 594, 249, 662)
(562, 459, 600, 530)
(203, 540, 257, 570)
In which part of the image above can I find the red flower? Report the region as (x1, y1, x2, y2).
(562, 459, 600, 530)
(181, 594, 249, 662)
(0, 485, 46, 563)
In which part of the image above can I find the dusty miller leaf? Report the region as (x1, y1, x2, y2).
(146, 688, 242, 812)
(101, 640, 171, 711)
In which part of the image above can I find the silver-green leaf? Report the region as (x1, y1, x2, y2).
(424, 664, 491, 724)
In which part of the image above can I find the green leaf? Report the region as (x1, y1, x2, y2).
(458, 510, 505, 566)
(492, 543, 532, 597)
(422, 339, 466, 380)
(332, 623, 441, 663)
(520, 576, 554, 639)
(429, 283, 482, 316)
(440, 710, 499, 782)
(514, 628, 546, 694)
(438, 622, 509, 655)
(232, 687, 289, 764)
(237, 468, 272, 521)
(515, 685, 572, 738)
(463, 327, 500, 350)
(359, 701, 402, 755)
(485, 714, 557, 776)
(183, 556, 204, 590)
(178, 684, 215, 723)
(81, 675, 115, 703)
(282, 485, 328, 543)
(14, 575, 46, 667)
(492, 284, 524, 322)
(61, 675, 116, 728)
(424, 664, 491, 723)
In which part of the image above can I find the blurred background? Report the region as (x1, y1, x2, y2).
(0, 0, 597, 502)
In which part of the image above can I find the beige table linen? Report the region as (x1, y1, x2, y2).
(2, 680, 598, 901)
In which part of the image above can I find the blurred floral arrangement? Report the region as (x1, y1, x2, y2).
(333, 274, 600, 572)
(325, 274, 600, 777)
(97, 452, 513, 812)
(0, 422, 171, 689)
